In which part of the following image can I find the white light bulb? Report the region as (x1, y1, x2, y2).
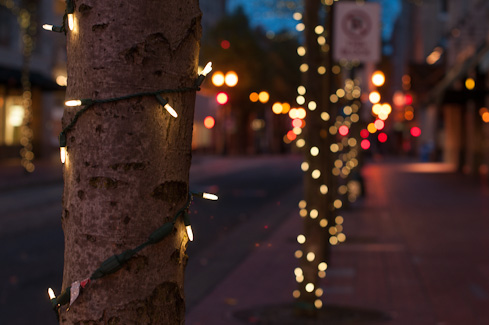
(48, 288, 56, 299)
(43, 24, 54, 31)
(202, 62, 213, 76)
(305, 283, 315, 292)
(68, 14, 74, 31)
(202, 192, 218, 200)
(65, 100, 82, 107)
(186, 225, 194, 241)
(60, 147, 66, 164)
(164, 103, 178, 118)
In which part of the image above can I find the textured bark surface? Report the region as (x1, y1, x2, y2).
(60, 0, 201, 323)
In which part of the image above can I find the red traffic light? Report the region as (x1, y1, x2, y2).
(410, 126, 421, 137)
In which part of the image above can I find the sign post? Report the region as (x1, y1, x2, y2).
(333, 2, 381, 63)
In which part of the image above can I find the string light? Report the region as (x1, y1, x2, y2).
(65, 99, 89, 107)
(305, 283, 315, 292)
(183, 211, 193, 242)
(156, 94, 178, 118)
(48, 288, 56, 300)
(59, 132, 67, 164)
(42, 24, 63, 32)
(47, 190, 217, 312)
(201, 62, 213, 76)
(200, 192, 219, 200)
(66, 0, 75, 31)
(57, 63, 212, 163)
(42, 2, 219, 316)
(291, 0, 364, 310)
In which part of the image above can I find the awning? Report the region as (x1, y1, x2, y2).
(427, 41, 489, 105)
(0, 65, 62, 91)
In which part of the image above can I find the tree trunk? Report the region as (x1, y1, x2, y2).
(60, 0, 201, 323)
(296, 0, 335, 316)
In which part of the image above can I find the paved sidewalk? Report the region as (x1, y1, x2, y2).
(0, 154, 288, 191)
(187, 160, 489, 325)
(0, 156, 63, 192)
(4, 156, 488, 324)
(186, 208, 300, 325)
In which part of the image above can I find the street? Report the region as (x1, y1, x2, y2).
(2, 156, 489, 324)
(0, 155, 302, 325)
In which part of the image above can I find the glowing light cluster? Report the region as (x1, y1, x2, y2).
(212, 71, 238, 87)
(289, 1, 366, 310)
(480, 107, 489, 123)
(59, 62, 212, 163)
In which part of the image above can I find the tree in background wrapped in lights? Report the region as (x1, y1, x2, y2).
(293, 0, 361, 316)
(293, 0, 334, 315)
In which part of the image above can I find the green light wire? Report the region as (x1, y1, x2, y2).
(59, 81, 204, 150)
(61, 85, 199, 135)
(50, 191, 200, 315)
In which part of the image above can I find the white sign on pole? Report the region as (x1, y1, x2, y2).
(333, 2, 381, 63)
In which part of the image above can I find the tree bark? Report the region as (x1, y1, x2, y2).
(60, 0, 201, 323)
(296, 0, 335, 316)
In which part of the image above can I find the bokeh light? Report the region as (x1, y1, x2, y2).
(371, 70, 385, 87)
(410, 126, 421, 137)
(212, 72, 225, 87)
(361, 139, 371, 150)
(216, 92, 228, 105)
(224, 71, 238, 87)
(338, 125, 349, 136)
(204, 116, 215, 129)
(378, 132, 388, 143)
(259, 91, 270, 103)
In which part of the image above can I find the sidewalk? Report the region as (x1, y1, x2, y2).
(0, 154, 286, 191)
(0, 156, 63, 192)
(4, 156, 488, 324)
(186, 159, 489, 325)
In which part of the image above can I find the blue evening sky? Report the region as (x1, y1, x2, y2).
(227, 0, 402, 42)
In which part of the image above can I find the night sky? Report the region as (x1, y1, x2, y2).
(227, 0, 401, 43)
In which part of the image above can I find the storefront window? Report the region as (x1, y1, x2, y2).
(3, 96, 24, 146)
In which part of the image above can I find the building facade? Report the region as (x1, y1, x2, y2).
(391, 0, 489, 175)
(0, 0, 66, 164)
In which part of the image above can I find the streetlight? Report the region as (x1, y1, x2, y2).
(212, 72, 225, 87)
(371, 70, 385, 87)
(368, 91, 381, 104)
(258, 91, 269, 103)
(224, 71, 238, 87)
(272, 102, 283, 114)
